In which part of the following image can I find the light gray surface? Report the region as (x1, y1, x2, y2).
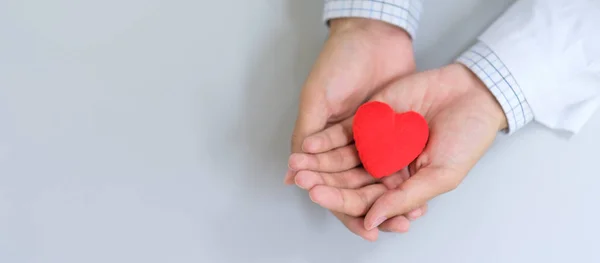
(1, 1, 599, 262)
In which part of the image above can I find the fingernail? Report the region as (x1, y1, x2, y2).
(294, 172, 308, 189)
(308, 191, 317, 203)
(289, 154, 304, 170)
(369, 216, 387, 230)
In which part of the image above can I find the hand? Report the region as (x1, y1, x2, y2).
(293, 166, 429, 241)
(289, 113, 428, 240)
(293, 63, 507, 240)
(286, 18, 415, 184)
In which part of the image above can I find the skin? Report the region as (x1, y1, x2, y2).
(286, 18, 427, 237)
(291, 63, 508, 241)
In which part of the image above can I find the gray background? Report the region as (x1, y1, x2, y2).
(1, 0, 599, 262)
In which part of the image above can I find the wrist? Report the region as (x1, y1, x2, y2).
(327, 18, 416, 79)
(451, 63, 509, 131)
(329, 18, 412, 42)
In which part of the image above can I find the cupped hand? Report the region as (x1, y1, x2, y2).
(286, 18, 415, 184)
(289, 115, 427, 241)
(292, 63, 508, 240)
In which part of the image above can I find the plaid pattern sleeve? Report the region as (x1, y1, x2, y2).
(456, 41, 534, 134)
(323, 0, 424, 39)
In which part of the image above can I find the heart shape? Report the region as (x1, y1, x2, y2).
(352, 101, 429, 179)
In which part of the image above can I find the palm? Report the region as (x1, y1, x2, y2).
(373, 65, 505, 185)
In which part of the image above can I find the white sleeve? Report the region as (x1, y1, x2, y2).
(457, 0, 600, 135)
(322, 0, 424, 39)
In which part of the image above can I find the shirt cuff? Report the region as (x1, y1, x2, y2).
(323, 0, 424, 39)
(456, 41, 534, 134)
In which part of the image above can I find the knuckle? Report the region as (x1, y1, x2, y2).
(350, 192, 370, 217)
(342, 194, 363, 217)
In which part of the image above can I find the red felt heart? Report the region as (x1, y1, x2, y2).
(352, 101, 429, 179)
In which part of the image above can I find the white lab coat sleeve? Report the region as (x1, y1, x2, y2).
(457, 0, 600, 134)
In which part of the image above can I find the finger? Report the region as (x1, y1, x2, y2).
(378, 215, 410, 233)
(294, 167, 408, 191)
(290, 90, 329, 154)
(406, 204, 428, 221)
(294, 168, 377, 190)
(331, 211, 379, 241)
(309, 184, 387, 217)
(287, 85, 330, 185)
(380, 167, 411, 189)
(364, 167, 457, 230)
(378, 204, 427, 233)
(288, 145, 360, 173)
(283, 169, 295, 185)
(302, 117, 354, 153)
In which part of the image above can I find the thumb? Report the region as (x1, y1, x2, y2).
(363, 166, 460, 230)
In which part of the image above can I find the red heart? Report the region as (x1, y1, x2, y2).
(352, 101, 429, 179)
